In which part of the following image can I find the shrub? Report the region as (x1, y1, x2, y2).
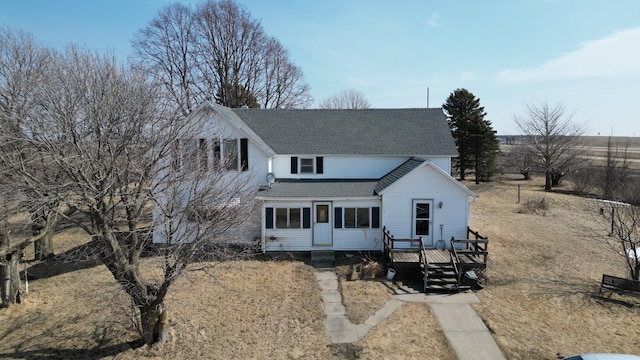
(520, 197, 549, 215)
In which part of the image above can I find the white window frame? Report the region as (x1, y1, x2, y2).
(275, 207, 302, 229)
(299, 158, 314, 174)
(343, 207, 371, 229)
(223, 138, 239, 170)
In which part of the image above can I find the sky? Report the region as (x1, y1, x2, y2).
(1, 0, 639, 136)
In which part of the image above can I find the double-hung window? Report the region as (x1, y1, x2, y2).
(224, 139, 238, 170)
(291, 156, 324, 175)
(300, 158, 314, 173)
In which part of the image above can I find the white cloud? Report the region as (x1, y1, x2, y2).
(497, 27, 640, 83)
(425, 12, 440, 28)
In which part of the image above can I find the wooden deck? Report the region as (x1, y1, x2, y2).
(387, 247, 485, 265)
(383, 226, 489, 292)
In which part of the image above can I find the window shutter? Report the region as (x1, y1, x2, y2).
(334, 207, 342, 229)
(316, 157, 323, 174)
(240, 138, 248, 171)
(302, 207, 311, 229)
(213, 140, 220, 168)
(291, 156, 298, 174)
(265, 207, 274, 229)
(372, 207, 380, 228)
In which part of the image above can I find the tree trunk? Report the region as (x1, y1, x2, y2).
(544, 171, 552, 191)
(0, 262, 10, 307)
(1, 252, 23, 307)
(34, 228, 54, 261)
(139, 302, 169, 344)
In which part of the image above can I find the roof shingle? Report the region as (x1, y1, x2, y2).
(230, 108, 457, 156)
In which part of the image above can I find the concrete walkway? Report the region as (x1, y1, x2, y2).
(316, 269, 505, 360)
(315, 270, 404, 343)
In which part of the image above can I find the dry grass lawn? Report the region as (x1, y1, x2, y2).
(3, 175, 640, 359)
(469, 176, 640, 359)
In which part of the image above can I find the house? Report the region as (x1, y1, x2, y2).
(153, 102, 478, 253)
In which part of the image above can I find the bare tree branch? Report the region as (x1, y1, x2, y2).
(515, 102, 586, 190)
(318, 89, 371, 109)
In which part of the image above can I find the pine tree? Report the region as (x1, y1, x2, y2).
(443, 88, 500, 183)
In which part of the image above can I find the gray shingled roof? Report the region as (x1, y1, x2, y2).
(258, 180, 379, 198)
(374, 157, 425, 194)
(230, 108, 457, 156)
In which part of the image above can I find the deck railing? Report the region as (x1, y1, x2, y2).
(383, 226, 422, 253)
(450, 228, 489, 285)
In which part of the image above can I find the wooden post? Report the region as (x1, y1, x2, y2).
(517, 185, 521, 203)
(611, 207, 615, 236)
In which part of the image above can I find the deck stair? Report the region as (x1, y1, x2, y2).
(384, 226, 488, 293)
(422, 260, 464, 292)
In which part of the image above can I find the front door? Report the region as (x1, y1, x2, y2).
(412, 199, 433, 247)
(313, 202, 332, 246)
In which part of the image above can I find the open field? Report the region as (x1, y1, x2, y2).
(468, 176, 640, 359)
(2, 176, 640, 359)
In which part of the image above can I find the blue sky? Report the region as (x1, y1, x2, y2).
(2, 0, 639, 136)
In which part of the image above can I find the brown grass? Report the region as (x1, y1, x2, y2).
(469, 176, 640, 359)
(5, 175, 640, 358)
(359, 303, 456, 360)
(334, 254, 395, 324)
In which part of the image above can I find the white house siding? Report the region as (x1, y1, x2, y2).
(331, 199, 383, 251)
(153, 111, 268, 244)
(270, 155, 447, 179)
(262, 199, 382, 252)
(263, 201, 313, 251)
(419, 157, 451, 174)
(247, 140, 269, 187)
(381, 164, 471, 249)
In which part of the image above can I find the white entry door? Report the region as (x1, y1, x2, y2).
(313, 202, 332, 246)
(412, 199, 433, 247)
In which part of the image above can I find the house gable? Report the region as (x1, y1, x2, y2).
(376, 158, 478, 198)
(190, 102, 276, 157)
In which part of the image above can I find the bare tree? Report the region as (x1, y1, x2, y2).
(318, 89, 371, 109)
(0, 45, 255, 342)
(132, 0, 312, 112)
(515, 102, 586, 191)
(260, 38, 312, 109)
(131, 3, 199, 116)
(503, 143, 533, 180)
(600, 200, 640, 280)
(600, 136, 631, 200)
(0, 26, 67, 270)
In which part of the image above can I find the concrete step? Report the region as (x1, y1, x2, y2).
(311, 251, 335, 268)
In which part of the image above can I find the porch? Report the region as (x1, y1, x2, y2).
(383, 226, 488, 292)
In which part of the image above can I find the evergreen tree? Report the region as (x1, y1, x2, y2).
(443, 88, 500, 183)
